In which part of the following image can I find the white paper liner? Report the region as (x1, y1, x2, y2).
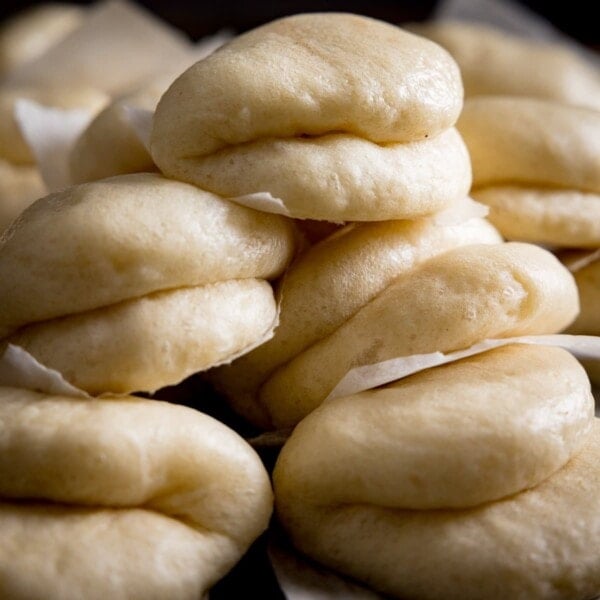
(228, 192, 293, 217)
(430, 196, 489, 225)
(122, 105, 154, 152)
(560, 248, 600, 273)
(5, 0, 193, 94)
(14, 99, 95, 191)
(327, 335, 600, 402)
(0, 344, 87, 397)
(269, 537, 383, 600)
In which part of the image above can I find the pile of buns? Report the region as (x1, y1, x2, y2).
(416, 20, 600, 366)
(0, 5, 599, 599)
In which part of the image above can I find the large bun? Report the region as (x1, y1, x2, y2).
(274, 345, 598, 599)
(0, 173, 296, 393)
(0, 387, 272, 600)
(151, 13, 468, 221)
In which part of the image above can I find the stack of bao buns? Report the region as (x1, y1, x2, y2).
(448, 55, 600, 381)
(415, 19, 600, 388)
(150, 12, 597, 596)
(0, 5, 287, 596)
(0, 172, 293, 597)
(457, 98, 600, 359)
(0, 4, 96, 232)
(0, 8, 599, 600)
(414, 21, 600, 382)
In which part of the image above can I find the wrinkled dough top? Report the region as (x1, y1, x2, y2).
(458, 96, 600, 191)
(0, 173, 295, 337)
(151, 13, 462, 167)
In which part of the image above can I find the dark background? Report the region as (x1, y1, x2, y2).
(1, 0, 599, 48)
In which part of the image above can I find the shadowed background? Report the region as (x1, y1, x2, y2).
(0, 0, 598, 48)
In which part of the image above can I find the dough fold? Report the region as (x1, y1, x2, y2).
(0, 387, 273, 600)
(151, 13, 468, 221)
(0, 173, 296, 392)
(274, 346, 599, 600)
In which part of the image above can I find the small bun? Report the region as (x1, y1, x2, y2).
(0, 173, 295, 337)
(0, 85, 108, 165)
(209, 216, 502, 427)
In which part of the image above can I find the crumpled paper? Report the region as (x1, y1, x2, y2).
(327, 334, 600, 401)
(14, 99, 95, 191)
(0, 344, 87, 397)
